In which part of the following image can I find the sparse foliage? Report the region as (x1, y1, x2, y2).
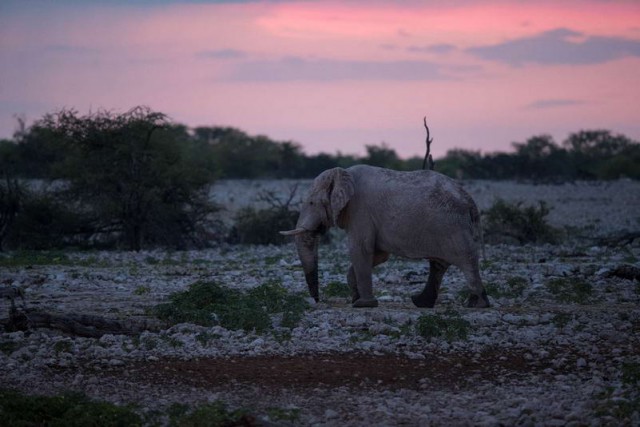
(483, 199, 560, 244)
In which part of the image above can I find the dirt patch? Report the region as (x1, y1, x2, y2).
(85, 348, 545, 391)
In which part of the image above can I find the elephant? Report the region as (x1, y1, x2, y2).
(280, 165, 490, 309)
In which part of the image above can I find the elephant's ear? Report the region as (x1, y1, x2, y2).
(329, 168, 354, 227)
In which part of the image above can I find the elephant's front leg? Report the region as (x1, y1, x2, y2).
(347, 251, 389, 304)
(412, 259, 450, 308)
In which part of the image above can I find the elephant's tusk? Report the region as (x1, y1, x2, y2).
(279, 228, 307, 236)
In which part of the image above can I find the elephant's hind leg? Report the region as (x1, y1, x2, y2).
(411, 259, 450, 308)
(461, 261, 490, 308)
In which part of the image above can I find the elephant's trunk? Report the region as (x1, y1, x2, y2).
(295, 232, 319, 302)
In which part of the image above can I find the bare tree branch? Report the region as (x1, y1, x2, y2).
(422, 117, 435, 171)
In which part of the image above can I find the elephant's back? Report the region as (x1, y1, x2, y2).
(348, 165, 475, 214)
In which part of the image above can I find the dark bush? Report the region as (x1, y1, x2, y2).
(7, 190, 93, 250)
(483, 199, 560, 244)
(227, 186, 300, 245)
(228, 206, 298, 245)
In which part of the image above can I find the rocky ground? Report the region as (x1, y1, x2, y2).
(1, 179, 639, 426)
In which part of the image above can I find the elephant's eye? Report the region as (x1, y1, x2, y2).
(309, 201, 314, 206)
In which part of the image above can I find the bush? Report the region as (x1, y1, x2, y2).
(483, 199, 560, 244)
(6, 191, 93, 250)
(152, 281, 309, 333)
(229, 206, 298, 245)
(227, 186, 301, 245)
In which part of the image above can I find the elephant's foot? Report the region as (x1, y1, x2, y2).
(411, 292, 436, 308)
(352, 297, 379, 308)
(467, 290, 491, 308)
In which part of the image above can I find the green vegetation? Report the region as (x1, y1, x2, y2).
(152, 280, 309, 333)
(227, 188, 299, 246)
(0, 250, 110, 267)
(0, 389, 143, 426)
(415, 310, 471, 341)
(484, 276, 529, 298)
(2, 106, 638, 250)
(483, 199, 560, 244)
(545, 277, 593, 304)
(0, 388, 298, 427)
(324, 281, 352, 299)
(166, 401, 253, 426)
(595, 361, 640, 421)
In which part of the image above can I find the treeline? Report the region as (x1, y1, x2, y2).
(2, 108, 640, 181)
(0, 106, 639, 251)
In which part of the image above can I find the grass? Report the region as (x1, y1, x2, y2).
(0, 388, 143, 426)
(484, 276, 529, 299)
(0, 388, 299, 427)
(415, 310, 471, 342)
(545, 277, 593, 304)
(324, 281, 351, 299)
(152, 280, 309, 333)
(0, 250, 115, 268)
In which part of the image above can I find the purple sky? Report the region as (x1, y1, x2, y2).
(1, 0, 639, 157)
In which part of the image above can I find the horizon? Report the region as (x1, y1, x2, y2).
(1, 0, 639, 158)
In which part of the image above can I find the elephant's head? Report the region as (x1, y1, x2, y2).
(280, 168, 354, 302)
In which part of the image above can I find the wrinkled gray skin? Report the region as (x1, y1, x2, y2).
(281, 165, 490, 308)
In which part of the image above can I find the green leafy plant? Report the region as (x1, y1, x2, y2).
(546, 277, 593, 304)
(415, 310, 471, 341)
(152, 280, 309, 333)
(483, 199, 560, 244)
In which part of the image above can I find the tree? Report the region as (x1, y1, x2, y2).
(564, 130, 637, 179)
(39, 107, 218, 250)
(362, 143, 402, 170)
(0, 140, 23, 250)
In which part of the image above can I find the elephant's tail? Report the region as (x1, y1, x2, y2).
(469, 204, 486, 259)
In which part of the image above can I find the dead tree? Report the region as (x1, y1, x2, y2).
(422, 117, 435, 170)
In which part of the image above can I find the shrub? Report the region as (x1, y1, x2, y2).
(227, 186, 301, 246)
(415, 310, 471, 341)
(6, 191, 92, 250)
(152, 281, 309, 333)
(483, 199, 560, 244)
(228, 206, 298, 245)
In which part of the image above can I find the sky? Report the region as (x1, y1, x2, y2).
(1, 0, 639, 158)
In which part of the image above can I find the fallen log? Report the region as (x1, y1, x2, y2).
(3, 308, 164, 338)
(2, 285, 164, 337)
